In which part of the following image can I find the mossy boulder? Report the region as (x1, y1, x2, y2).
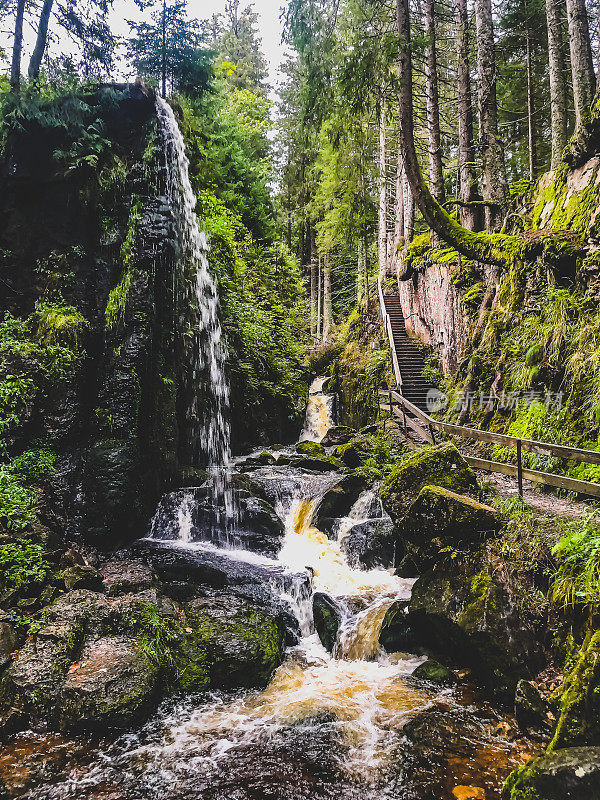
(177, 595, 285, 691)
(296, 441, 326, 457)
(57, 636, 158, 732)
(549, 629, 600, 749)
(59, 565, 103, 591)
(399, 485, 501, 573)
(412, 659, 457, 686)
(502, 747, 600, 799)
(380, 442, 478, 525)
(408, 554, 544, 698)
(292, 455, 342, 472)
(334, 438, 372, 468)
(321, 426, 355, 446)
(313, 592, 342, 652)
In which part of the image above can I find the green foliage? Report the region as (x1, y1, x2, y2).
(0, 541, 47, 593)
(551, 514, 600, 610)
(34, 304, 88, 349)
(199, 190, 308, 437)
(492, 400, 570, 472)
(0, 466, 39, 533)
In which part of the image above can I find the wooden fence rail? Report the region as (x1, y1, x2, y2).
(379, 388, 600, 500)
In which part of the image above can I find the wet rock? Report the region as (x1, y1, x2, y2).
(380, 442, 478, 524)
(177, 467, 208, 487)
(100, 558, 154, 596)
(59, 565, 103, 591)
(183, 594, 286, 690)
(514, 679, 549, 733)
(399, 485, 500, 572)
(393, 706, 497, 799)
(231, 472, 270, 502)
(292, 455, 342, 472)
(0, 591, 110, 719)
(340, 518, 396, 569)
(313, 592, 342, 652)
(320, 426, 354, 446)
(296, 441, 326, 456)
(333, 438, 372, 468)
(412, 659, 457, 686)
(313, 474, 368, 535)
(0, 620, 18, 668)
(149, 488, 285, 557)
(131, 538, 309, 642)
(379, 600, 420, 653)
(502, 746, 600, 799)
(57, 636, 158, 732)
(408, 554, 544, 698)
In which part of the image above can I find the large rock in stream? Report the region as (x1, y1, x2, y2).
(149, 487, 285, 557)
(407, 553, 545, 698)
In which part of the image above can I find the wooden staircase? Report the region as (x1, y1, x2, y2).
(382, 294, 434, 410)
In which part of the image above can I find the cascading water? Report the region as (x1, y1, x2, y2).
(300, 376, 336, 442)
(157, 98, 235, 525)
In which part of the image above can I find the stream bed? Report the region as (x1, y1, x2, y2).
(0, 380, 533, 799)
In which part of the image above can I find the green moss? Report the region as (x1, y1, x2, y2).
(296, 441, 326, 456)
(503, 761, 543, 800)
(532, 161, 600, 234)
(380, 442, 478, 523)
(105, 198, 142, 332)
(549, 629, 600, 749)
(34, 304, 88, 349)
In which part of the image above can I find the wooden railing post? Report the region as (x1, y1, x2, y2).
(517, 439, 523, 498)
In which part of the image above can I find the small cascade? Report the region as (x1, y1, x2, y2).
(156, 98, 235, 527)
(300, 376, 335, 442)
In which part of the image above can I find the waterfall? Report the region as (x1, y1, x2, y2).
(300, 377, 335, 442)
(156, 98, 235, 525)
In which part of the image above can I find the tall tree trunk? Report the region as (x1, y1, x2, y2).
(546, 0, 568, 169)
(161, 0, 167, 98)
(475, 0, 510, 232)
(310, 235, 318, 337)
(316, 254, 322, 340)
(10, 0, 26, 93)
(357, 238, 365, 303)
(378, 100, 388, 277)
(423, 0, 445, 217)
(526, 24, 537, 180)
(566, 0, 596, 135)
(396, 0, 521, 268)
(455, 0, 482, 231)
(28, 0, 55, 80)
(322, 252, 332, 341)
(394, 149, 405, 256)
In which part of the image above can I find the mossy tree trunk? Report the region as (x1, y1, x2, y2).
(475, 0, 510, 232)
(566, 0, 596, 138)
(396, 0, 522, 268)
(546, 0, 569, 169)
(455, 0, 483, 232)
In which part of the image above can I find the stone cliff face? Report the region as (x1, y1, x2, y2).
(0, 86, 192, 546)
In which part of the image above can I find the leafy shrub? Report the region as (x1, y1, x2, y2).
(551, 514, 600, 610)
(0, 541, 47, 593)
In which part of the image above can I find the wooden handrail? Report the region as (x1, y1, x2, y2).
(379, 388, 600, 499)
(377, 277, 402, 391)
